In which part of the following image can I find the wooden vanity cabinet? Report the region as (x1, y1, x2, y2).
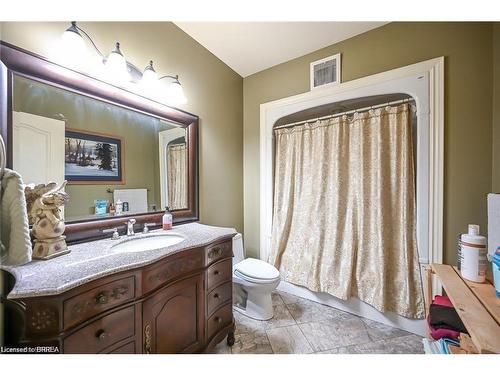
(142, 273, 204, 354)
(3, 236, 235, 354)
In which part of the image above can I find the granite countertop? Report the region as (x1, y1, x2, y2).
(1, 222, 237, 299)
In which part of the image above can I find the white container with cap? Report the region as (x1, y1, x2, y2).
(115, 199, 123, 215)
(460, 224, 487, 283)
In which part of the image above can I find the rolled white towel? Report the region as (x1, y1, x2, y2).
(0, 168, 32, 266)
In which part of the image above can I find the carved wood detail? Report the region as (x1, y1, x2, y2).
(70, 284, 130, 319)
(147, 256, 203, 284)
(28, 306, 58, 332)
(144, 323, 152, 354)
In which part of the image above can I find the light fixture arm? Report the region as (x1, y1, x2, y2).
(71, 21, 105, 59)
(159, 74, 180, 83)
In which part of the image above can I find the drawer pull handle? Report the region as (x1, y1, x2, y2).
(96, 329, 107, 341)
(213, 270, 220, 276)
(213, 293, 219, 299)
(96, 293, 108, 304)
(215, 317, 223, 324)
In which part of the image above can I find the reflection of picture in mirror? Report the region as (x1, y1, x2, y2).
(65, 130, 123, 183)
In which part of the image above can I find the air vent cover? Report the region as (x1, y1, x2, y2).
(310, 53, 341, 90)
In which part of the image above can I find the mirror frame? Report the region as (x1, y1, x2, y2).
(0, 41, 199, 243)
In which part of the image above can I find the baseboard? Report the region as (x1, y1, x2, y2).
(277, 281, 427, 337)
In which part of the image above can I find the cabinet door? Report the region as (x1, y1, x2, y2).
(143, 273, 204, 354)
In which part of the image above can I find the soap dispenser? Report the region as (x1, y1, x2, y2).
(162, 207, 173, 230)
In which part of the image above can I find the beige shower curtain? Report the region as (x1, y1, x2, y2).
(167, 144, 187, 210)
(270, 103, 424, 319)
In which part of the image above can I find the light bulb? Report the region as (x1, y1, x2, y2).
(167, 80, 187, 106)
(140, 60, 158, 86)
(104, 42, 130, 83)
(56, 21, 87, 70)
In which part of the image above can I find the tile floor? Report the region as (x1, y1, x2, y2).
(209, 291, 424, 354)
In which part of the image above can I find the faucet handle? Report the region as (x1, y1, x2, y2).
(142, 222, 157, 234)
(102, 227, 120, 240)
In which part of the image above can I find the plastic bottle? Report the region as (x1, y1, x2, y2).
(460, 224, 487, 283)
(457, 235, 463, 271)
(162, 207, 173, 230)
(115, 199, 123, 215)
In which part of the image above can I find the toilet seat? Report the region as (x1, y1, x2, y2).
(234, 258, 280, 284)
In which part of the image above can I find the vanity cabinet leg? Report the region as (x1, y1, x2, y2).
(227, 320, 235, 346)
(227, 331, 235, 346)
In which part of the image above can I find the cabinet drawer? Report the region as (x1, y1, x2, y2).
(207, 303, 232, 340)
(207, 259, 232, 290)
(64, 306, 135, 354)
(143, 248, 204, 294)
(206, 240, 232, 265)
(207, 281, 232, 316)
(104, 340, 136, 354)
(63, 276, 135, 329)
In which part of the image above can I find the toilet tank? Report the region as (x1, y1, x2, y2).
(232, 233, 245, 265)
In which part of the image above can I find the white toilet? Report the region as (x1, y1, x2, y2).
(232, 233, 280, 320)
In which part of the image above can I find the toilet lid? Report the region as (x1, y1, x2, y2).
(234, 258, 280, 280)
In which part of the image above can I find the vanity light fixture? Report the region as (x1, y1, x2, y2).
(165, 76, 187, 105)
(62, 22, 86, 51)
(140, 60, 187, 105)
(141, 60, 158, 85)
(59, 22, 187, 106)
(103, 42, 129, 83)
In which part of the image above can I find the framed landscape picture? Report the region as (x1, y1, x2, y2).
(65, 129, 124, 183)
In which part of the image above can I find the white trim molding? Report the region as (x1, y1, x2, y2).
(259, 57, 444, 331)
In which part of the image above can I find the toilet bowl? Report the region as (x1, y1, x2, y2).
(232, 233, 280, 320)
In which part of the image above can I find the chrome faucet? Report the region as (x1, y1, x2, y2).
(142, 222, 156, 234)
(102, 227, 120, 240)
(126, 218, 136, 236)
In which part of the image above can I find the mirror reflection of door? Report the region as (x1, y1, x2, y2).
(159, 128, 188, 211)
(13, 111, 66, 217)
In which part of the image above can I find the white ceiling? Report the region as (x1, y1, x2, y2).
(174, 22, 387, 77)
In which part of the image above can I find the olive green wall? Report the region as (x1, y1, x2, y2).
(12, 75, 175, 219)
(493, 23, 500, 192)
(243, 22, 494, 264)
(0, 22, 244, 231)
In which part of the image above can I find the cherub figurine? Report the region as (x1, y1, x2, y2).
(25, 181, 70, 259)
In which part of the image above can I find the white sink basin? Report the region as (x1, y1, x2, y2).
(111, 233, 185, 253)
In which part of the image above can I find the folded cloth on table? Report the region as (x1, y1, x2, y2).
(429, 303, 468, 333)
(427, 316, 461, 340)
(433, 295, 454, 308)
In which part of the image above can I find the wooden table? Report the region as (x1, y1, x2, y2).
(427, 264, 500, 354)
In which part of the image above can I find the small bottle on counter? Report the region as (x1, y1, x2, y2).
(460, 224, 487, 283)
(162, 206, 173, 230)
(115, 199, 123, 215)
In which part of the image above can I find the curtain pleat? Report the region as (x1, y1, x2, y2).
(167, 144, 187, 210)
(269, 103, 424, 319)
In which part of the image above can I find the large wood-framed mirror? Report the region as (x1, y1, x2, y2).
(0, 41, 199, 243)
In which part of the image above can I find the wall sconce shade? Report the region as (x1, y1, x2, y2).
(141, 60, 158, 85)
(104, 42, 129, 82)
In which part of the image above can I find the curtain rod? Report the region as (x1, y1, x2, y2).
(274, 98, 415, 130)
